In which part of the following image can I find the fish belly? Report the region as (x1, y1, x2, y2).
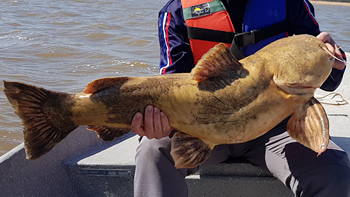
(167, 81, 300, 145)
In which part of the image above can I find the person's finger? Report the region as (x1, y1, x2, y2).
(324, 43, 335, 54)
(160, 111, 172, 136)
(332, 43, 346, 70)
(152, 107, 163, 139)
(144, 105, 156, 138)
(333, 58, 346, 70)
(131, 112, 145, 136)
(316, 32, 331, 43)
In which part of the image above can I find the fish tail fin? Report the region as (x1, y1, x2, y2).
(3, 81, 78, 160)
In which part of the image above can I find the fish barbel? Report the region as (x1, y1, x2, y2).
(3, 35, 335, 168)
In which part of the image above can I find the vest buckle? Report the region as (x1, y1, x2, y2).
(234, 30, 260, 48)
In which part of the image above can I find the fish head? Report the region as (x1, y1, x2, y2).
(263, 35, 336, 95)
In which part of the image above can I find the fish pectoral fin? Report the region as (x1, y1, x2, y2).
(191, 43, 246, 82)
(88, 126, 130, 141)
(170, 132, 213, 169)
(287, 97, 329, 156)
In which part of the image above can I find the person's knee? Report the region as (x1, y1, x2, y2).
(321, 165, 350, 195)
(296, 165, 350, 196)
(135, 137, 172, 165)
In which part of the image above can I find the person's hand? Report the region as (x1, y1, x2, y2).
(317, 32, 346, 70)
(131, 105, 173, 139)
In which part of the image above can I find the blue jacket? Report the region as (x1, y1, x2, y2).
(158, 0, 346, 91)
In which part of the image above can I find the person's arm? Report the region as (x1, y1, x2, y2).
(287, 0, 346, 91)
(132, 0, 192, 139)
(158, 0, 194, 74)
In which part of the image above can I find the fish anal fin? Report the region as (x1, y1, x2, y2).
(84, 77, 130, 94)
(287, 97, 329, 156)
(191, 43, 246, 82)
(170, 132, 213, 169)
(88, 126, 130, 141)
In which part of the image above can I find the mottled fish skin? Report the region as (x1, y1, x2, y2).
(3, 35, 334, 166)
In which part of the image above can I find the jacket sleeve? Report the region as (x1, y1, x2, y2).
(287, 0, 346, 91)
(158, 0, 195, 74)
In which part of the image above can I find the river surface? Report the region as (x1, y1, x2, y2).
(0, 1, 349, 156)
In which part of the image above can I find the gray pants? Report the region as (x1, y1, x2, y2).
(134, 121, 350, 197)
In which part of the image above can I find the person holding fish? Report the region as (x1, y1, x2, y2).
(132, 0, 350, 196)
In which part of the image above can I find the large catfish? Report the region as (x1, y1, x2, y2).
(4, 35, 336, 168)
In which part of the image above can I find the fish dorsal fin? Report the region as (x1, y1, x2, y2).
(191, 43, 244, 82)
(84, 77, 130, 94)
(287, 97, 329, 156)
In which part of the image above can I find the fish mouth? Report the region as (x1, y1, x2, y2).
(278, 83, 316, 95)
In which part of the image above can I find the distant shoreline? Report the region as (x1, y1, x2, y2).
(310, 0, 350, 6)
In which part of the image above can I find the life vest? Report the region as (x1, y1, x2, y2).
(181, 0, 287, 64)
